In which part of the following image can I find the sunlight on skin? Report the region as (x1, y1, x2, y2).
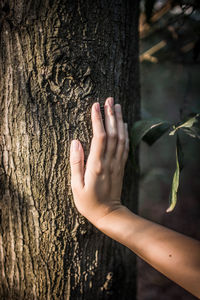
(70, 97, 200, 299)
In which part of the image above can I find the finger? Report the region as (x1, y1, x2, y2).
(115, 104, 125, 161)
(89, 102, 106, 161)
(70, 140, 84, 191)
(122, 123, 129, 164)
(104, 97, 117, 159)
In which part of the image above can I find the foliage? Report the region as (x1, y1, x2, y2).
(131, 113, 200, 212)
(141, 0, 200, 63)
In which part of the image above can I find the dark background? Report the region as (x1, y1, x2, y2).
(138, 1, 200, 299)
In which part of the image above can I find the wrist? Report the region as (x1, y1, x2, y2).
(95, 205, 138, 249)
(95, 204, 126, 229)
(84, 203, 123, 227)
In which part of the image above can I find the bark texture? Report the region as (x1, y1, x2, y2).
(0, 0, 140, 299)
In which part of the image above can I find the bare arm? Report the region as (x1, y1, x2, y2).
(96, 206, 200, 298)
(70, 98, 200, 298)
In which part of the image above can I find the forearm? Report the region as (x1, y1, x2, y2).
(96, 205, 200, 298)
(70, 99, 200, 298)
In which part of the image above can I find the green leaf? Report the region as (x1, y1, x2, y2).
(143, 122, 171, 146)
(131, 119, 170, 147)
(166, 135, 184, 213)
(182, 127, 200, 139)
(169, 113, 200, 136)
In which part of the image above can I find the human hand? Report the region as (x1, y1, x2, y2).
(70, 97, 129, 226)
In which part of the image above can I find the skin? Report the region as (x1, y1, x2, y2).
(70, 97, 200, 298)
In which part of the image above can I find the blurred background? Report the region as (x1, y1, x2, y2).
(138, 0, 200, 299)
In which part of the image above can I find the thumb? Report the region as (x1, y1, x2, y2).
(70, 140, 84, 191)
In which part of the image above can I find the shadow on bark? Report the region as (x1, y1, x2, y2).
(0, 173, 136, 300)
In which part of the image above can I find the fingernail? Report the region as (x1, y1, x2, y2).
(115, 104, 121, 113)
(71, 140, 79, 151)
(95, 102, 100, 112)
(108, 97, 114, 106)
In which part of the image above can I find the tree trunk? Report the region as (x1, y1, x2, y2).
(0, 1, 140, 299)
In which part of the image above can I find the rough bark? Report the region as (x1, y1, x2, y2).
(0, 0, 140, 299)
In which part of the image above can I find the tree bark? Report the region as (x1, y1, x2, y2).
(0, 1, 140, 299)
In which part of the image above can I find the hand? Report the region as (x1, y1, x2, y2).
(70, 97, 129, 226)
